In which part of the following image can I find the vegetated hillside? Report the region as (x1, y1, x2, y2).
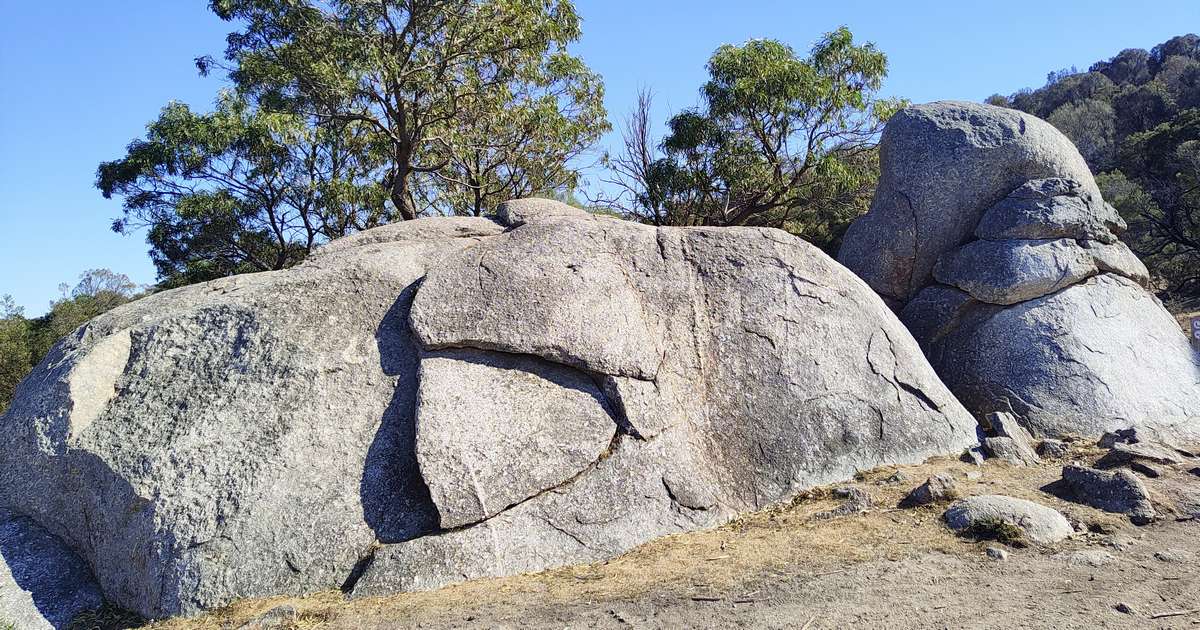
(988, 34, 1200, 310)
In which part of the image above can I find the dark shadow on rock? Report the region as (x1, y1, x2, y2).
(429, 347, 619, 421)
(0, 507, 105, 629)
(362, 281, 439, 544)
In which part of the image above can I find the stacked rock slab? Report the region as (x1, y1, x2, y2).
(0, 200, 977, 620)
(839, 100, 1200, 439)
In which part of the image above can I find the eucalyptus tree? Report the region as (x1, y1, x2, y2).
(599, 28, 902, 252)
(208, 0, 608, 219)
(98, 92, 384, 286)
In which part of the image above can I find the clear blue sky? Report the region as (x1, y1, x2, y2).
(2, 1, 1197, 315)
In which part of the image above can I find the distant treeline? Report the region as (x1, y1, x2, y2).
(987, 34, 1200, 309)
(0, 270, 139, 412)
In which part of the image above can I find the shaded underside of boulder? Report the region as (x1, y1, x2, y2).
(0, 206, 976, 619)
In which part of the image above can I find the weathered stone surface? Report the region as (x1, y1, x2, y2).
(909, 274, 1200, 439)
(1080, 240, 1150, 287)
(0, 507, 104, 630)
(980, 412, 1042, 466)
(933, 239, 1097, 306)
(0, 223, 496, 618)
(982, 436, 1041, 467)
(1066, 549, 1115, 568)
(1037, 439, 1071, 459)
(361, 219, 976, 594)
(943, 495, 1073, 545)
(975, 178, 1124, 243)
(495, 197, 589, 226)
(414, 349, 617, 529)
(408, 217, 665, 379)
(814, 486, 874, 520)
(1097, 441, 1187, 469)
(311, 216, 506, 259)
(1055, 466, 1157, 525)
(353, 427, 727, 596)
(901, 473, 958, 507)
(839, 101, 1099, 304)
(0, 212, 977, 619)
(846, 100, 1200, 442)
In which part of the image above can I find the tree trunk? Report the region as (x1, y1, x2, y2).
(391, 144, 417, 220)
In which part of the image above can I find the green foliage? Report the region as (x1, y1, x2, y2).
(100, 0, 607, 289)
(997, 33, 1200, 302)
(960, 516, 1029, 548)
(1047, 99, 1117, 170)
(98, 91, 385, 287)
(0, 271, 139, 414)
(601, 28, 900, 253)
(211, 0, 609, 219)
(1113, 112, 1200, 295)
(0, 296, 31, 413)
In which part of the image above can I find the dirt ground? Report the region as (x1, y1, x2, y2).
(132, 443, 1200, 630)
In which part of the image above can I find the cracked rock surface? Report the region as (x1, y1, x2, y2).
(0, 202, 975, 620)
(839, 100, 1200, 440)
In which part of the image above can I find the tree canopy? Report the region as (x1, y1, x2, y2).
(992, 33, 1200, 306)
(0, 270, 140, 413)
(598, 28, 901, 253)
(209, 0, 608, 219)
(99, 0, 608, 288)
(98, 92, 384, 287)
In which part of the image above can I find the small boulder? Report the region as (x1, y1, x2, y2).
(985, 546, 1009, 561)
(933, 238, 1097, 306)
(1037, 439, 1071, 459)
(982, 436, 1041, 467)
(814, 486, 873, 520)
(901, 473, 959, 507)
(961, 446, 986, 466)
(236, 605, 299, 630)
(1097, 441, 1186, 469)
(1098, 428, 1140, 449)
(980, 412, 1041, 466)
(1153, 549, 1192, 563)
(495, 197, 589, 226)
(943, 495, 1073, 545)
(1066, 549, 1115, 568)
(881, 470, 910, 485)
(1055, 466, 1157, 525)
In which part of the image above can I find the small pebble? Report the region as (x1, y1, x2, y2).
(1115, 602, 1134, 615)
(985, 546, 1008, 561)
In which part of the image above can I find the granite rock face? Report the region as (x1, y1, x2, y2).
(0, 205, 975, 619)
(838, 101, 1101, 305)
(840, 100, 1200, 439)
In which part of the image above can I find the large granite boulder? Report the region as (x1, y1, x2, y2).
(840, 100, 1200, 439)
(0, 207, 976, 619)
(838, 101, 1102, 306)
